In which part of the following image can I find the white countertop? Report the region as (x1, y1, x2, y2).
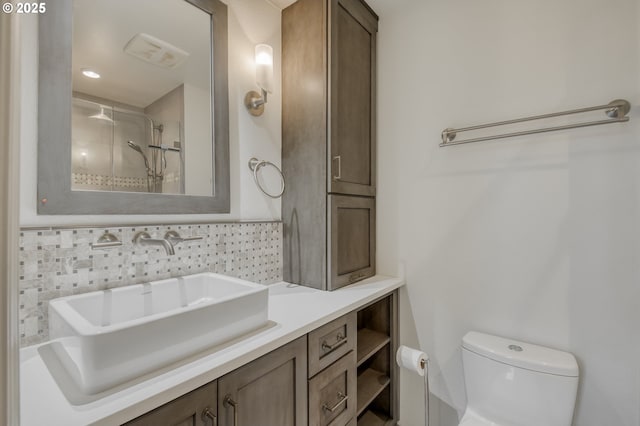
(20, 275, 404, 426)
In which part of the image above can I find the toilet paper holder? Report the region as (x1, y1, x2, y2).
(396, 345, 430, 426)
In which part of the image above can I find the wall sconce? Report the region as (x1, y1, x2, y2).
(245, 44, 274, 116)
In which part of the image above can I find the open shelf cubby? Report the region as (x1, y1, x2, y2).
(357, 328, 390, 366)
(358, 410, 391, 426)
(356, 367, 390, 416)
(356, 293, 397, 425)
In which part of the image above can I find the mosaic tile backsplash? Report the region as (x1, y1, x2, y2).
(18, 222, 282, 347)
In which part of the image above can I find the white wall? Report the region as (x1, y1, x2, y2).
(228, 0, 283, 220)
(368, 0, 640, 425)
(183, 83, 213, 196)
(19, 0, 282, 226)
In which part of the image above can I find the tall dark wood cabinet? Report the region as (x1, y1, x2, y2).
(282, 0, 378, 291)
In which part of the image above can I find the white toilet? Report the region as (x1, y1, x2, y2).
(459, 331, 579, 426)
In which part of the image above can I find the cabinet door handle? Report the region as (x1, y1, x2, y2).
(224, 395, 238, 426)
(332, 155, 341, 180)
(349, 272, 366, 283)
(321, 332, 346, 352)
(322, 392, 348, 413)
(201, 407, 217, 426)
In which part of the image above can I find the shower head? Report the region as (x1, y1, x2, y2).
(127, 140, 150, 170)
(89, 106, 114, 123)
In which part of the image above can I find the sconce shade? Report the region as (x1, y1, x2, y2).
(255, 44, 274, 93)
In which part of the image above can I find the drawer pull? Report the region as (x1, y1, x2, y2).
(322, 333, 346, 352)
(322, 392, 348, 413)
(201, 407, 217, 425)
(224, 395, 238, 426)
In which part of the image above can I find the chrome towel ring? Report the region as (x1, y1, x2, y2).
(248, 157, 285, 198)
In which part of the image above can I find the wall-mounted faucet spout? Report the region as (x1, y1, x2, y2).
(132, 231, 175, 255)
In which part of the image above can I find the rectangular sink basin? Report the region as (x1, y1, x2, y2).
(48, 273, 268, 394)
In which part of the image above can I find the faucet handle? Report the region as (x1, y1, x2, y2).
(91, 231, 123, 250)
(164, 230, 204, 245)
(132, 231, 152, 245)
(164, 230, 183, 244)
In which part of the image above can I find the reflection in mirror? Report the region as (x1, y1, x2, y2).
(38, 0, 229, 214)
(71, 0, 213, 196)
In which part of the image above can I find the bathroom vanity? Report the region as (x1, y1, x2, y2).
(21, 0, 390, 426)
(20, 276, 402, 426)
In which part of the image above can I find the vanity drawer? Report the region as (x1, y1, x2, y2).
(309, 351, 357, 426)
(309, 312, 356, 377)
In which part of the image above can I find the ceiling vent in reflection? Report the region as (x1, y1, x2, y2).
(123, 33, 190, 69)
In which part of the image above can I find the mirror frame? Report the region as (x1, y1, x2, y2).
(38, 0, 230, 214)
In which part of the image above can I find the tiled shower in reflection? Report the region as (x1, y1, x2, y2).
(71, 95, 183, 194)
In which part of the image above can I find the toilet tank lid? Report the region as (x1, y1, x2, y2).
(462, 332, 579, 377)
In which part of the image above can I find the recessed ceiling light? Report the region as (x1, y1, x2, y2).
(82, 69, 101, 79)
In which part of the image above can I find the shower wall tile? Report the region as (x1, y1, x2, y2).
(18, 222, 283, 347)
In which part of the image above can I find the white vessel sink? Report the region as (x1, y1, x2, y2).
(48, 273, 268, 394)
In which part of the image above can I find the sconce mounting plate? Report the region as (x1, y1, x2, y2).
(245, 90, 265, 116)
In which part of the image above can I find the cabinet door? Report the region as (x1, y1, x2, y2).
(123, 381, 217, 426)
(328, 195, 375, 290)
(217, 337, 308, 426)
(329, 0, 378, 197)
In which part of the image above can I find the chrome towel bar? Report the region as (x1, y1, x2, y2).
(440, 99, 631, 147)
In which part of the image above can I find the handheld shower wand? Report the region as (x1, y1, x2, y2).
(127, 140, 153, 192)
(127, 140, 150, 171)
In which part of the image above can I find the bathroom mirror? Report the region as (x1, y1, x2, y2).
(38, 0, 229, 214)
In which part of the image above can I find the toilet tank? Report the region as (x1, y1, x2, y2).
(462, 332, 579, 426)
